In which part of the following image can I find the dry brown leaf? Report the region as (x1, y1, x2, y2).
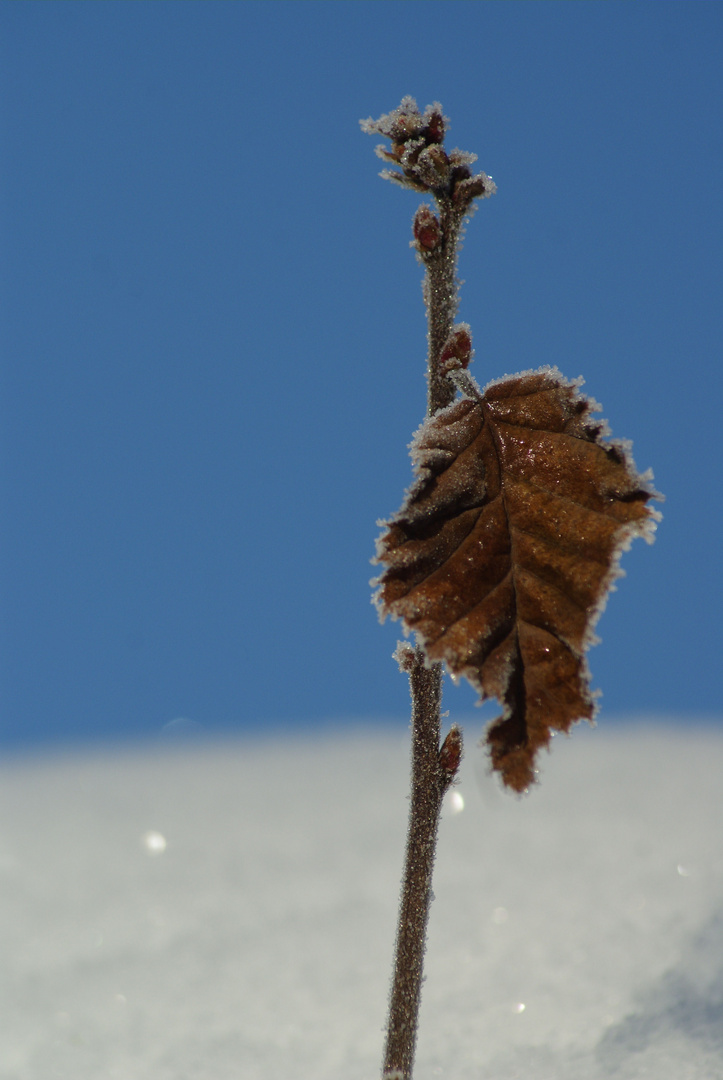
(374, 366, 661, 792)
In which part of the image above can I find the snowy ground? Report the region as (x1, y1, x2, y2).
(1, 721, 722, 1080)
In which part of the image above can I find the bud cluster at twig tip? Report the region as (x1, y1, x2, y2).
(361, 96, 496, 211)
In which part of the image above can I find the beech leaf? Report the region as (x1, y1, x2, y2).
(373, 366, 661, 792)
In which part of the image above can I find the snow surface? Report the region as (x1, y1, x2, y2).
(2, 722, 723, 1080)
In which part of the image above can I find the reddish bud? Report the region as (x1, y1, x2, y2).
(439, 724, 463, 779)
(425, 109, 445, 144)
(440, 325, 473, 372)
(413, 206, 442, 253)
(452, 173, 496, 207)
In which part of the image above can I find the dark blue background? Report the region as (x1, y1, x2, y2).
(1, 1, 721, 751)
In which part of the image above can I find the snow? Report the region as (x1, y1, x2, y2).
(1, 722, 722, 1079)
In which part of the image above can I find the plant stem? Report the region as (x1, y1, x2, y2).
(425, 207, 462, 415)
(382, 648, 444, 1080)
(365, 98, 493, 1079)
(382, 207, 463, 1080)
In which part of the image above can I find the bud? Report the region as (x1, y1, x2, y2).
(413, 206, 442, 254)
(440, 325, 473, 372)
(389, 107, 425, 144)
(439, 724, 463, 780)
(425, 109, 445, 144)
(379, 143, 404, 164)
(416, 145, 450, 188)
(452, 172, 497, 208)
(393, 641, 416, 674)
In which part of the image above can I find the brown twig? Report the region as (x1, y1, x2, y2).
(382, 645, 445, 1079)
(363, 97, 494, 1079)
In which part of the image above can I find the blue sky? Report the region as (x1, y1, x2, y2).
(1, 1, 721, 750)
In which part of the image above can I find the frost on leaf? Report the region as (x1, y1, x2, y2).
(373, 368, 661, 792)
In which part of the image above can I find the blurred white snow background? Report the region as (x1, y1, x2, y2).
(2, 722, 723, 1080)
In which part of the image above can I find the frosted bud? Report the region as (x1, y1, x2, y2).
(388, 103, 426, 143)
(360, 97, 425, 144)
(393, 642, 416, 673)
(448, 148, 478, 168)
(376, 143, 404, 165)
(416, 144, 450, 187)
(425, 109, 445, 144)
(439, 724, 463, 780)
(413, 206, 442, 253)
(453, 172, 497, 207)
(440, 324, 473, 372)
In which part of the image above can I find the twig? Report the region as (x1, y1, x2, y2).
(362, 97, 495, 1079)
(383, 647, 461, 1079)
(382, 169, 469, 1080)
